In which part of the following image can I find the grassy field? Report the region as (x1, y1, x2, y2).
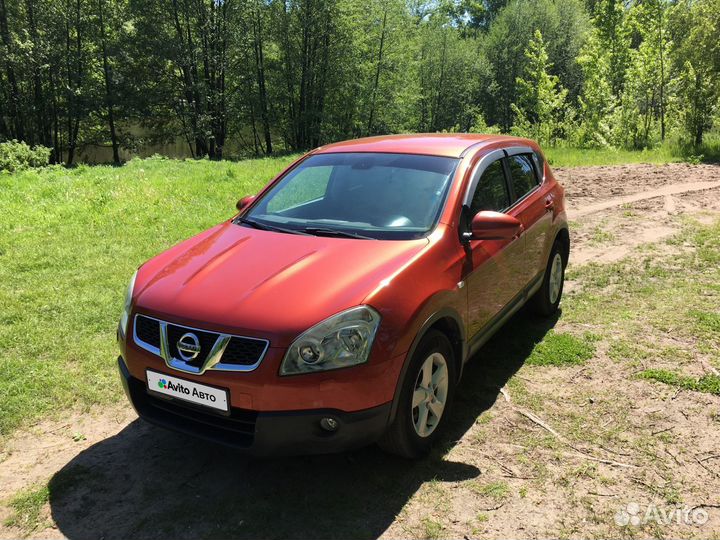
(544, 135, 720, 167)
(0, 156, 297, 435)
(544, 146, 682, 167)
(0, 148, 714, 437)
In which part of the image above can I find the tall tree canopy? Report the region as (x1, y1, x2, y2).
(0, 0, 718, 163)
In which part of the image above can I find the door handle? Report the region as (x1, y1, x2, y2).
(544, 196, 555, 211)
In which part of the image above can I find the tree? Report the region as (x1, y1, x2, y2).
(575, 28, 614, 147)
(481, 0, 589, 130)
(0, 0, 23, 141)
(669, 0, 720, 146)
(592, 0, 630, 99)
(96, 0, 120, 163)
(440, 0, 508, 35)
(512, 30, 570, 145)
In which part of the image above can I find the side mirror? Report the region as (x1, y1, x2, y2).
(469, 211, 523, 241)
(236, 195, 256, 212)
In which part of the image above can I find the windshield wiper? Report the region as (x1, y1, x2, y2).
(237, 217, 309, 236)
(302, 227, 375, 240)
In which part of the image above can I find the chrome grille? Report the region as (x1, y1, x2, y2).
(132, 314, 269, 374)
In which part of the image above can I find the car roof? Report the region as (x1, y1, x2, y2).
(312, 133, 531, 158)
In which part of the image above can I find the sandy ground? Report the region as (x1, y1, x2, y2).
(1, 163, 719, 540)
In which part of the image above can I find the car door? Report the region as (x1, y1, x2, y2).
(463, 154, 526, 339)
(504, 150, 551, 288)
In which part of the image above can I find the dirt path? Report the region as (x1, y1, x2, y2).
(1, 163, 719, 540)
(567, 180, 720, 218)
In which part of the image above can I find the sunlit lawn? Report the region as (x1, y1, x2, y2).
(0, 155, 297, 435)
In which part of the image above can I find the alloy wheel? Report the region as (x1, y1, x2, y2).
(549, 252, 563, 304)
(412, 352, 449, 437)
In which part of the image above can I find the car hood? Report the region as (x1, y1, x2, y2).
(134, 221, 429, 346)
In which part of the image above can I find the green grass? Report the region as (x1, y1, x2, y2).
(3, 484, 49, 532)
(544, 135, 720, 167)
(544, 146, 681, 167)
(0, 155, 297, 435)
(4, 464, 94, 534)
(562, 217, 720, 395)
(421, 518, 444, 540)
(564, 219, 720, 357)
(639, 369, 720, 396)
(589, 226, 615, 246)
(470, 481, 509, 499)
(526, 331, 596, 367)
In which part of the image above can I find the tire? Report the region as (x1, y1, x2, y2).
(531, 240, 566, 316)
(378, 330, 457, 459)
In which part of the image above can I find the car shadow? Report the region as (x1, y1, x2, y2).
(49, 307, 559, 539)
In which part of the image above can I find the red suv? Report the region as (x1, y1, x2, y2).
(117, 134, 569, 458)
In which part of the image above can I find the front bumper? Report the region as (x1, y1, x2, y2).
(118, 357, 391, 456)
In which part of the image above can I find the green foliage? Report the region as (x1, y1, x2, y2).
(3, 484, 49, 531)
(0, 140, 51, 172)
(467, 109, 502, 135)
(543, 144, 681, 167)
(0, 155, 296, 435)
(591, 0, 631, 98)
(481, 0, 589, 131)
(526, 331, 596, 366)
(512, 30, 571, 145)
(0, 0, 718, 159)
(574, 29, 614, 147)
(668, 0, 720, 146)
(639, 370, 720, 396)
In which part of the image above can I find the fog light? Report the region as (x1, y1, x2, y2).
(320, 417, 339, 432)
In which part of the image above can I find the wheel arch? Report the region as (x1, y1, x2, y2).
(388, 308, 466, 424)
(554, 226, 570, 265)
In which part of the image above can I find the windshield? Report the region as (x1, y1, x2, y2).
(242, 152, 458, 240)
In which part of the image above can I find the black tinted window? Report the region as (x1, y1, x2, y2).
(508, 155, 538, 200)
(470, 160, 509, 214)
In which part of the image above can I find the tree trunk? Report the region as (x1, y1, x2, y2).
(430, 33, 448, 132)
(297, 0, 312, 149)
(252, 0, 272, 154)
(171, 0, 205, 157)
(65, 0, 83, 166)
(0, 0, 24, 140)
(98, 0, 120, 164)
(27, 0, 51, 147)
(658, 6, 665, 141)
(367, 6, 387, 135)
(49, 67, 61, 163)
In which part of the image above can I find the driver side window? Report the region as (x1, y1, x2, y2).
(470, 159, 509, 215)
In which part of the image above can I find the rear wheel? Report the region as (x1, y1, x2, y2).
(378, 330, 456, 458)
(531, 241, 566, 316)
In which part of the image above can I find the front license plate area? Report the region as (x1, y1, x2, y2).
(146, 369, 229, 414)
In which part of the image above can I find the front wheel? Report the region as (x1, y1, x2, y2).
(378, 330, 457, 458)
(531, 241, 566, 316)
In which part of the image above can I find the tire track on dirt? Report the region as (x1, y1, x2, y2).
(568, 180, 720, 218)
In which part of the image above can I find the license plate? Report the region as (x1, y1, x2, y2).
(146, 369, 229, 413)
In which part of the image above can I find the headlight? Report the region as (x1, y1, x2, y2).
(119, 270, 138, 338)
(280, 306, 381, 375)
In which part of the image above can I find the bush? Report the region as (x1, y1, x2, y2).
(0, 140, 52, 172)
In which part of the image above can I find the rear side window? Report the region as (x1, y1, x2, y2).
(470, 159, 509, 214)
(507, 154, 538, 201)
